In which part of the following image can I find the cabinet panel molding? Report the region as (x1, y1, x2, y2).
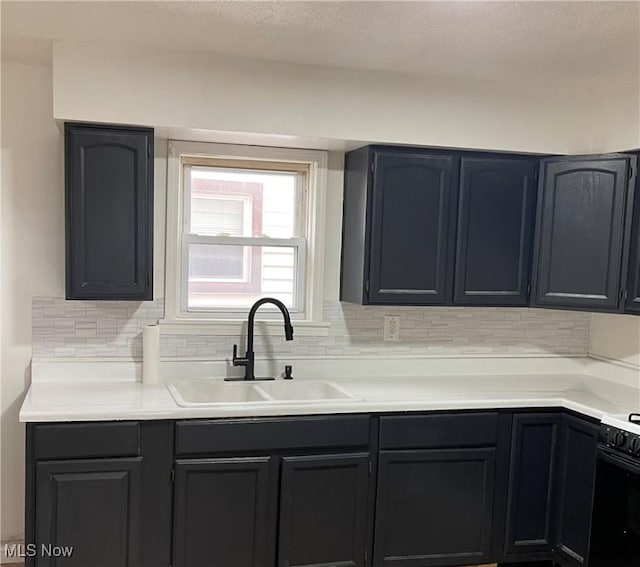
(65, 123, 154, 300)
(454, 157, 538, 305)
(555, 415, 599, 566)
(504, 413, 558, 555)
(278, 453, 370, 567)
(35, 457, 142, 567)
(368, 151, 459, 304)
(374, 448, 496, 566)
(532, 154, 636, 312)
(173, 456, 276, 567)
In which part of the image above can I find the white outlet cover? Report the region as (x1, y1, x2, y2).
(384, 315, 400, 341)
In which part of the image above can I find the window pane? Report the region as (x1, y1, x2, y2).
(188, 166, 299, 238)
(189, 244, 245, 280)
(192, 197, 245, 236)
(187, 244, 297, 310)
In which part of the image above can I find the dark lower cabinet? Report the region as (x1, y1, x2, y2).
(173, 452, 371, 567)
(554, 416, 599, 566)
(532, 154, 636, 312)
(278, 453, 371, 567)
(26, 411, 604, 567)
(173, 457, 276, 567)
(35, 457, 141, 567)
(373, 448, 496, 566)
(454, 157, 538, 305)
(504, 414, 559, 556)
(65, 123, 154, 300)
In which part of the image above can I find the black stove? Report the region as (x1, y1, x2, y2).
(589, 418, 640, 567)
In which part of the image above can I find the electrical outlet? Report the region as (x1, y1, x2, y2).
(384, 315, 400, 341)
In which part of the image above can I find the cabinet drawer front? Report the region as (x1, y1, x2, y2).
(175, 416, 371, 456)
(380, 413, 499, 449)
(34, 422, 140, 460)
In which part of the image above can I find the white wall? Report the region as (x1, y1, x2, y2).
(52, 41, 597, 155)
(1, 61, 64, 544)
(589, 78, 640, 153)
(590, 314, 640, 368)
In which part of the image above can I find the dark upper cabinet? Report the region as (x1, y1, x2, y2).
(368, 151, 459, 304)
(555, 415, 599, 566)
(531, 154, 636, 312)
(374, 448, 496, 566)
(278, 453, 371, 567)
(35, 457, 141, 567)
(625, 167, 640, 313)
(504, 413, 559, 556)
(65, 123, 154, 300)
(454, 157, 538, 305)
(341, 147, 459, 305)
(173, 457, 276, 567)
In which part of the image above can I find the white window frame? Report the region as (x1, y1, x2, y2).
(163, 140, 329, 336)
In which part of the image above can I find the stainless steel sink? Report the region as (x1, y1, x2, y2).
(167, 379, 361, 407)
(167, 380, 271, 407)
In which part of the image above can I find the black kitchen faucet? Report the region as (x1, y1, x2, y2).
(227, 297, 294, 381)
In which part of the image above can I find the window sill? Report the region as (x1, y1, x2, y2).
(158, 319, 330, 337)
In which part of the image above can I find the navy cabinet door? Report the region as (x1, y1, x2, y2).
(368, 151, 459, 304)
(65, 123, 153, 300)
(504, 414, 559, 556)
(626, 171, 640, 313)
(555, 415, 599, 566)
(454, 157, 538, 305)
(173, 457, 276, 567)
(35, 458, 141, 567)
(278, 453, 371, 567)
(373, 448, 496, 566)
(532, 155, 635, 311)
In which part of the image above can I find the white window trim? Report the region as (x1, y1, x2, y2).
(163, 140, 329, 337)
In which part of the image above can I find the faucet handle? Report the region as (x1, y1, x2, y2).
(232, 344, 242, 366)
(283, 365, 293, 380)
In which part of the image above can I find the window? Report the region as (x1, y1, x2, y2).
(165, 141, 328, 332)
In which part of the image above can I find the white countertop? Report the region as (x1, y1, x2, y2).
(19, 372, 638, 423)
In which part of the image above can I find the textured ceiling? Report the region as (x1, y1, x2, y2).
(2, 1, 639, 85)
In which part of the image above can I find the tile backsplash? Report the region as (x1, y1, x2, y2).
(32, 297, 591, 361)
(32, 297, 165, 359)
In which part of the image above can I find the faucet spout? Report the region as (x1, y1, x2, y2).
(229, 297, 294, 381)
